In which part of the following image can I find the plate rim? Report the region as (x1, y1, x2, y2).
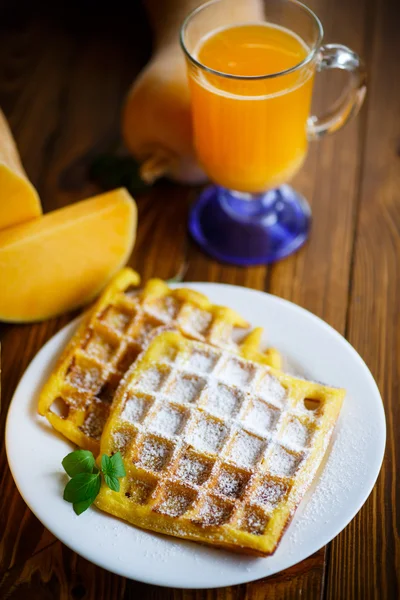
(5, 282, 386, 588)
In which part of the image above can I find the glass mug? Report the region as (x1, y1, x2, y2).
(181, 0, 366, 265)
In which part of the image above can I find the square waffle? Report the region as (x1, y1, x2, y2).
(38, 268, 281, 454)
(95, 330, 344, 556)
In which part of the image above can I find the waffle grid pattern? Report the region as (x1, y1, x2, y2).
(96, 331, 344, 555)
(39, 269, 279, 453)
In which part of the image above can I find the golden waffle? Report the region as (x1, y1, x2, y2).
(38, 268, 280, 454)
(95, 330, 344, 556)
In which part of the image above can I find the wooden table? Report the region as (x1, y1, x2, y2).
(0, 0, 398, 598)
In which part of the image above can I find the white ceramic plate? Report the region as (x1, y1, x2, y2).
(6, 283, 385, 589)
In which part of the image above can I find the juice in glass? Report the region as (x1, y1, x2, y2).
(189, 23, 314, 193)
(182, 0, 366, 265)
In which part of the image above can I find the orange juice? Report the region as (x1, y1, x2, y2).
(188, 24, 315, 193)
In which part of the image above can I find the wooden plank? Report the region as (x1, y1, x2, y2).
(130, 183, 192, 282)
(245, 549, 325, 600)
(269, 0, 367, 332)
(326, 0, 400, 597)
(0, 541, 126, 600)
(0, 22, 75, 195)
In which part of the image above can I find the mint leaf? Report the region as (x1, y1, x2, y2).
(101, 453, 112, 475)
(101, 452, 126, 479)
(62, 450, 95, 477)
(73, 497, 96, 515)
(101, 452, 125, 492)
(63, 472, 101, 503)
(104, 474, 120, 492)
(62, 450, 126, 515)
(109, 452, 126, 478)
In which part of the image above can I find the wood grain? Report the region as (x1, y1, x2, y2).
(0, 0, 398, 598)
(326, 0, 400, 597)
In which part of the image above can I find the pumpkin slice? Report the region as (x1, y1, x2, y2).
(0, 109, 42, 230)
(0, 188, 136, 322)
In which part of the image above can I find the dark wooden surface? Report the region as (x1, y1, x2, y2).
(0, 0, 399, 598)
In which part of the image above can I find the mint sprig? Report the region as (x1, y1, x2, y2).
(62, 450, 126, 515)
(101, 453, 126, 492)
(62, 449, 95, 477)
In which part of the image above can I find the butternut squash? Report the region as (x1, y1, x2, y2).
(0, 188, 136, 322)
(0, 109, 42, 229)
(123, 42, 203, 184)
(122, 0, 263, 184)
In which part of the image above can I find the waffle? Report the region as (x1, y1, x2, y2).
(38, 268, 280, 454)
(95, 330, 344, 556)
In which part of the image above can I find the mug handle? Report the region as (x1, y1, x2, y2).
(307, 44, 367, 140)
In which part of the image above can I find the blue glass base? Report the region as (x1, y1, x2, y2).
(189, 185, 311, 266)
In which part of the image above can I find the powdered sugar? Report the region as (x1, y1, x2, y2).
(112, 430, 133, 453)
(258, 373, 287, 407)
(149, 405, 186, 437)
(241, 506, 269, 535)
(169, 373, 205, 404)
(267, 445, 302, 477)
(281, 417, 311, 449)
(205, 383, 244, 418)
(197, 497, 233, 526)
(85, 333, 116, 363)
(252, 477, 288, 509)
(244, 399, 280, 435)
(137, 367, 168, 393)
(122, 394, 152, 424)
(102, 306, 131, 333)
(185, 308, 213, 336)
(288, 409, 379, 548)
(138, 437, 173, 471)
(227, 431, 266, 468)
(188, 349, 220, 373)
(147, 296, 181, 322)
(215, 468, 249, 499)
(219, 358, 256, 387)
(188, 414, 228, 453)
(176, 453, 213, 485)
(156, 488, 196, 517)
(68, 364, 103, 392)
(80, 401, 109, 440)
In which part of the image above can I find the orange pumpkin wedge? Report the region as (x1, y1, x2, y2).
(0, 188, 137, 322)
(0, 109, 42, 230)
